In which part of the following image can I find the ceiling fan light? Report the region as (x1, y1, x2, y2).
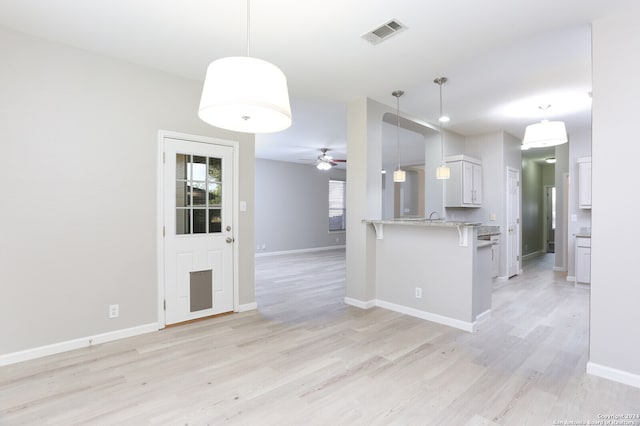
(316, 160, 332, 171)
(198, 56, 292, 134)
(393, 169, 406, 183)
(436, 165, 451, 180)
(522, 120, 568, 149)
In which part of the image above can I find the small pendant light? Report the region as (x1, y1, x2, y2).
(434, 77, 451, 180)
(392, 90, 406, 183)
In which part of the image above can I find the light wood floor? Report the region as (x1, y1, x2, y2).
(2, 250, 639, 425)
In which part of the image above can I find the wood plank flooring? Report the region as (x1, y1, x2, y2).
(1, 249, 639, 425)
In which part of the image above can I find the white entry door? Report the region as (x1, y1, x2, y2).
(163, 137, 234, 325)
(507, 167, 520, 277)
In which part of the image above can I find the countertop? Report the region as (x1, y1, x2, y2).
(477, 225, 501, 237)
(363, 219, 482, 228)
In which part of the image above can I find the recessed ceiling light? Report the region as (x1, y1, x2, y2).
(438, 115, 450, 123)
(545, 157, 556, 164)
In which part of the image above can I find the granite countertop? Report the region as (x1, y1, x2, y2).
(363, 219, 482, 227)
(477, 225, 501, 237)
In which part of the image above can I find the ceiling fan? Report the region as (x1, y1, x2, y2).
(315, 148, 346, 170)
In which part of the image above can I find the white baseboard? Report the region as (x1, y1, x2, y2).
(0, 322, 160, 367)
(474, 309, 492, 329)
(344, 297, 376, 309)
(587, 361, 640, 389)
(566, 275, 576, 282)
(375, 299, 475, 332)
(237, 302, 258, 312)
(256, 245, 345, 257)
(553, 266, 567, 272)
(496, 275, 509, 282)
(522, 250, 545, 261)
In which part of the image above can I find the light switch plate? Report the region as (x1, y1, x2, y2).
(240, 201, 247, 212)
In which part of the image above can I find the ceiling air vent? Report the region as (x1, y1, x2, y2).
(361, 19, 407, 45)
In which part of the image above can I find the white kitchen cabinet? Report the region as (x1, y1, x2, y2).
(445, 155, 482, 207)
(575, 236, 591, 284)
(578, 157, 592, 209)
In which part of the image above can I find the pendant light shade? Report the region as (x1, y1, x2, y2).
(436, 166, 451, 179)
(522, 120, 567, 149)
(434, 77, 450, 180)
(393, 169, 406, 182)
(198, 0, 292, 134)
(199, 57, 292, 133)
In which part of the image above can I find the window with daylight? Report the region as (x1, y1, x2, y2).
(329, 179, 346, 232)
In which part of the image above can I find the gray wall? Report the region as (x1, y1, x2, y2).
(554, 143, 570, 270)
(0, 28, 256, 355)
(591, 3, 640, 378)
(254, 158, 346, 253)
(521, 158, 544, 256)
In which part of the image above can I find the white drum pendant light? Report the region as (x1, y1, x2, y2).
(392, 91, 406, 183)
(521, 105, 567, 150)
(434, 77, 450, 180)
(198, 0, 292, 134)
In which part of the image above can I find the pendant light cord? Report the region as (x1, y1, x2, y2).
(396, 94, 401, 170)
(246, 0, 251, 57)
(439, 83, 444, 164)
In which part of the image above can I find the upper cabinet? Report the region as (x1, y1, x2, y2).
(578, 156, 592, 209)
(445, 155, 482, 207)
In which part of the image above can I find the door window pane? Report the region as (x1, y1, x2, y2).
(208, 183, 221, 206)
(193, 209, 207, 234)
(192, 182, 206, 206)
(176, 209, 190, 235)
(209, 209, 222, 233)
(208, 158, 222, 182)
(176, 154, 188, 180)
(176, 182, 190, 207)
(192, 156, 207, 181)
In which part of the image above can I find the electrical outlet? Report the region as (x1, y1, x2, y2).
(415, 287, 422, 299)
(109, 304, 119, 319)
(489, 213, 496, 221)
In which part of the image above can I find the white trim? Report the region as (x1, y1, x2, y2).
(256, 245, 346, 258)
(375, 299, 475, 332)
(344, 297, 376, 309)
(237, 302, 258, 312)
(553, 266, 567, 272)
(496, 275, 509, 282)
(566, 275, 576, 282)
(0, 323, 160, 367)
(587, 362, 640, 389)
(157, 130, 240, 326)
(475, 309, 492, 326)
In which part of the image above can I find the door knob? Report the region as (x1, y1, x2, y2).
(226, 237, 234, 244)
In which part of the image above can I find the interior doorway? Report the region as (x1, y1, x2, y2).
(544, 186, 556, 253)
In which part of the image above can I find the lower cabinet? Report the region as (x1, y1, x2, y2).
(575, 237, 591, 284)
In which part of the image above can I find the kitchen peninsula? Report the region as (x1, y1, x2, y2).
(361, 219, 497, 332)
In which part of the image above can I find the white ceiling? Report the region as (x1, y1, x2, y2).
(0, 0, 632, 165)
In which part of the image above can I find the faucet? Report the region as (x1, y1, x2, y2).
(428, 211, 440, 221)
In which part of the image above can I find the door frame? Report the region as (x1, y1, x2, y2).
(156, 130, 240, 328)
(543, 185, 555, 253)
(506, 166, 521, 277)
